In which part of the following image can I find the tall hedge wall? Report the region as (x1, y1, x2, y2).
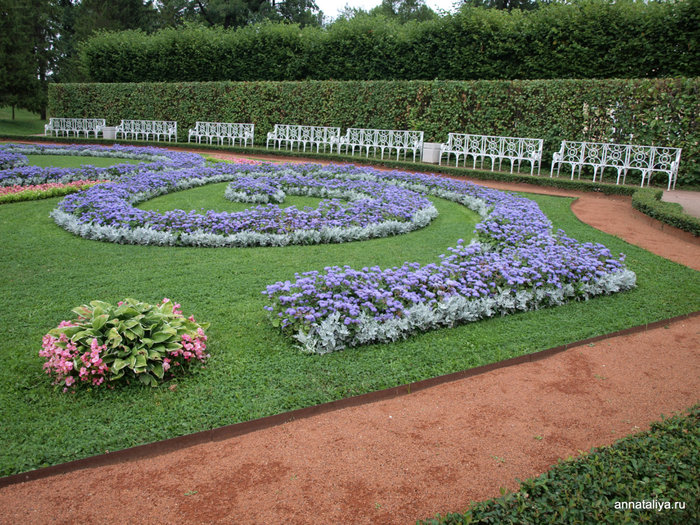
(79, 1, 700, 83)
(48, 77, 700, 185)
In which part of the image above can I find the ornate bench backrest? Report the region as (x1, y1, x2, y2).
(650, 146, 682, 173)
(627, 145, 654, 170)
(521, 138, 543, 159)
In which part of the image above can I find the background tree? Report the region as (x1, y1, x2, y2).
(459, 0, 541, 10)
(273, 0, 323, 27)
(73, 0, 160, 39)
(368, 0, 438, 22)
(0, 0, 59, 119)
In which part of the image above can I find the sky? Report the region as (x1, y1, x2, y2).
(315, 0, 460, 20)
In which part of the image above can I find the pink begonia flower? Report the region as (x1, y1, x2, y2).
(65, 376, 75, 387)
(163, 358, 171, 372)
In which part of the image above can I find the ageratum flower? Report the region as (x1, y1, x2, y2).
(51, 163, 439, 247)
(261, 167, 636, 354)
(0, 143, 205, 187)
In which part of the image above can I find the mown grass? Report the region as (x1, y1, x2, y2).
(24, 154, 140, 168)
(0, 106, 46, 136)
(0, 166, 698, 476)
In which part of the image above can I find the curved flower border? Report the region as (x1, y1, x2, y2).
(0, 143, 206, 187)
(262, 168, 637, 354)
(4, 144, 635, 354)
(51, 163, 439, 247)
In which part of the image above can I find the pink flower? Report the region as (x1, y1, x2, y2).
(65, 376, 75, 387)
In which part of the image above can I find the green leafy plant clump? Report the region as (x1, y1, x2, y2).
(40, 298, 210, 391)
(420, 406, 699, 524)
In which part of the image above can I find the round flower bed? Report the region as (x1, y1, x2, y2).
(40, 298, 209, 391)
(51, 163, 439, 247)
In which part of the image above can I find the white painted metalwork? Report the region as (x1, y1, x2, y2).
(337, 128, 424, 161)
(266, 124, 340, 152)
(188, 122, 254, 146)
(439, 133, 544, 175)
(115, 120, 178, 142)
(44, 118, 106, 138)
(550, 141, 682, 190)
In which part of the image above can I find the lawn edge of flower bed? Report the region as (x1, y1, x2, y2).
(2, 309, 697, 490)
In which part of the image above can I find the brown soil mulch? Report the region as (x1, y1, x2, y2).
(1, 151, 698, 524)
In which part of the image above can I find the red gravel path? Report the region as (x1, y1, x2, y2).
(0, 151, 698, 524)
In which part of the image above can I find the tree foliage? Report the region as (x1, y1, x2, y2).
(79, 0, 700, 82)
(0, 0, 59, 118)
(369, 0, 438, 22)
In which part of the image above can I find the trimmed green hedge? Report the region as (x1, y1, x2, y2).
(79, 1, 700, 83)
(421, 406, 700, 524)
(632, 188, 700, 237)
(47, 78, 700, 185)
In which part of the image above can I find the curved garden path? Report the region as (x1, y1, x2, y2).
(1, 150, 698, 524)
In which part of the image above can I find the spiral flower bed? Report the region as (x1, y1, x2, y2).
(262, 169, 637, 354)
(51, 163, 439, 247)
(7, 144, 635, 354)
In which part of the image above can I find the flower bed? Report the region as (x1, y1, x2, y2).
(40, 297, 209, 391)
(0, 150, 28, 170)
(51, 163, 439, 247)
(262, 169, 637, 354)
(42, 153, 634, 354)
(0, 143, 205, 187)
(0, 180, 108, 204)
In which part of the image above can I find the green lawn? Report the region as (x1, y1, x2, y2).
(24, 154, 141, 168)
(0, 106, 46, 136)
(0, 168, 698, 476)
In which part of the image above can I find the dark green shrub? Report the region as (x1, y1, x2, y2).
(78, 1, 700, 83)
(420, 406, 699, 524)
(632, 188, 700, 236)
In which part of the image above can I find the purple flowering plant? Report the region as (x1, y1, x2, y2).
(51, 163, 438, 246)
(260, 167, 637, 353)
(0, 143, 205, 188)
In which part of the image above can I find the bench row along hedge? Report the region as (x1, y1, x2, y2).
(48, 77, 700, 186)
(79, 1, 699, 83)
(421, 406, 699, 524)
(6, 133, 699, 237)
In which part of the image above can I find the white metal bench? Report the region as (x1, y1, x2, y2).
(550, 141, 682, 190)
(44, 118, 106, 138)
(266, 124, 340, 152)
(188, 122, 254, 146)
(337, 128, 424, 161)
(439, 133, 544, 175)
(115, 120, 178, 142)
